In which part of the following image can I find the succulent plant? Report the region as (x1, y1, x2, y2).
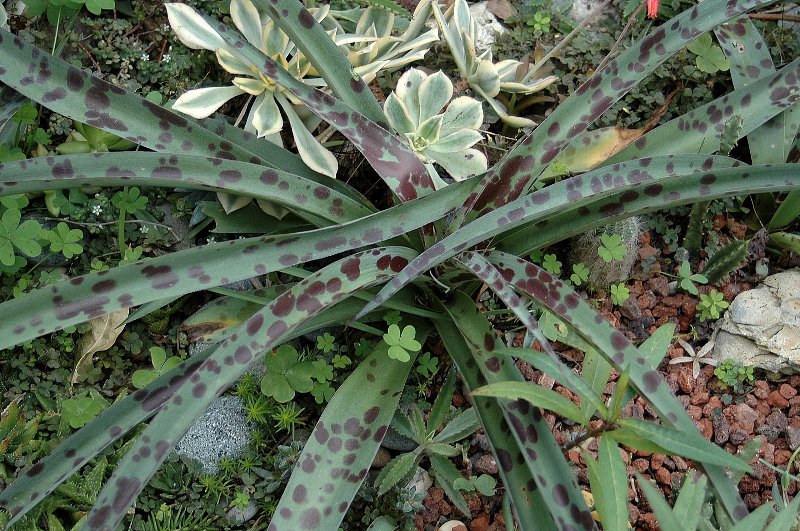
(431, 0, 557, 127)
(384, 68, 487, 182)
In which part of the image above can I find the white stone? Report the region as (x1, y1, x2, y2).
(712, 269, 800, 374)
(468, 2, 506, 54)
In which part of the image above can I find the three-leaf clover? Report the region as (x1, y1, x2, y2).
(0, 208, 42, 266)
(311, 359, 334, 382)
(416, 352, 439, 378)
(598, 233, 627, 263)
(570, 263, 590, 285)
(383, 310, 402, 326)
(311, 381, 335, 404)
(46, 222, 84, 259)
(112, 187, 148, 214)
(260, 344, 315, 402)
(316, 333, 336, 353)
(61, 390, 108, 429)
(687, 33, 731, 74)
(542, 253, 562, 276)
(132, 347, 183, 389)
(331, 354, 351, 369)
(610, 283, 630, 306)
(677, 261, 708, 295)
(384, 324, 422, 362)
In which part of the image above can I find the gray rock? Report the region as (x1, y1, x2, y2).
(174, 396, 253, 474)
(468, 2, 506, 54)
(226, 499, 258, 525)
(407, 466, 433, 495)
(712, 270, 800, 374)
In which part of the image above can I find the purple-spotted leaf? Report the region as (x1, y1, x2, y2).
(0, 153, 372, 225)
(595, 437, 629, 531)
(356, 155, 743, 318)
(0, 28, 313, 177)
(435, 316, 557, 529)
(440, 292, 597, 529)
(455, 0, 782, 225)
(85, 247, 418, 529)
(483, 251, 748, 519)
(471, 382, 584, 423)
(0, 177, 475, 350)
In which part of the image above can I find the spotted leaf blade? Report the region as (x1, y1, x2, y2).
(497, 163, 800, 256)
(273, 338, 424, 529)
(435, 313, 557, 530)
(85, 247, 418, 529)
(442, 292, 597, 530)
(199, 11, 434, 202)
(606, 58, 800, 163)
(715, 16, 800, 165)
(252, 0, 387, 127)
(458, 0, 780, 221)
(0, 153, 373, 225)
(484, 251, 748, 521)
(357, 155, 741, 318)
(0, 29, 312, 177)
(0, 177, 474, 350)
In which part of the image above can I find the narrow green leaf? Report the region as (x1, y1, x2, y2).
(769, 190, 800, 229)
(434, 408, 479, 445)
(770, 232, 800, 254)
(764, 493, 800, 531)
(672, 473, 708, 531)
(580, 348, 612, 421)
(377, 451, 422, 496)
(472, 382, 584, 423)
(427, 369, 455, 434)
(430, 454, 472, 517)
(727, 502, 773, 531)
(636, 473, 685, 531)
(597, 437, 629, 531)
(618, 418, 749, 472)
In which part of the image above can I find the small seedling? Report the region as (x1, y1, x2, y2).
(45, 222, 83, 259)
(61, 390, 108, 429)
(713, 359, 754, 392)
(416, 352, 439, 378)
(677, 261, 708, 295)
(453, 474, 497, 496)
(696, 289, 729, 321)
(260, 344, 315, 402)
(570, 263, 590, 286)
(670, 339, 717, 379)
(132, 346, 182, 389)
(687, 33, 731, 74)
(315, 332, 336, 353)
(610, 283, 630, 306)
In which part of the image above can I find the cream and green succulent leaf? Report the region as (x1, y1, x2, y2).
(384, 68, 487, 184)
(431, 0, 557, 127)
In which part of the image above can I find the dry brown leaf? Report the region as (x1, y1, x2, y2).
(72, 309, 129, 384)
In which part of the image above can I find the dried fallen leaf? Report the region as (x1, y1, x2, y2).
(72, 309, 129, 384)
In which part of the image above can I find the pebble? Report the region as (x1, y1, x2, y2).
(474, 455, 498, 475)
(438, 521, 467, 531)
(372, 447, 392, 468)
(735, 404, 759, 433)
(655, 467, 671, 485)
(712, 413, 731, 444)
(779, 383, 797, 399)
(787, 427, 800, 450)
(766, 410, 788, 432)
(767, 390, 790, 408)
(469, 513, 490, 531)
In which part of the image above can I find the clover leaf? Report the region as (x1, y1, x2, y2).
(677, 261, 708, 295)
(132, 346, 183, 389)
(598, 233, 627, 263)
(61, 390, 108, 429)
(46, 222, 84, 259)
(0, 208, 43, 266)
(112, 187, 148, 215)
(260, 344, 315, 402)
(384, 324, 421, 362)
(315, 332, 336, 353)
(416, 352, 439, 378)
(542, 253, 562, 275)
(687, 33, 731, 74)
(570, 263, 590, 285)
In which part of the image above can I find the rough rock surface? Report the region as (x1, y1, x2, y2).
(468, 2, 506, 54)
(712, 269, 800, 374)
(174, 395, 253, 474)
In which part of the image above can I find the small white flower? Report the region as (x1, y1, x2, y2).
(140, 53, 150, 62)
(139, 225, 150, 234)
(91, 205, 103, 216)
(162, 54, 171, 64)
(206, 236, 216, 244)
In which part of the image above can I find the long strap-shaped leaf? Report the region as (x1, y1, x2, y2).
(455, 0, 779, 224)
(483, 251, 749, 521)
(270, 330, 426, 530)
(0, 29, 317, 178)
(0, 296, 366, 525)
(715, 16, 800, 165)
(252, 0, 387, 127)
(435, 316, 556, 530)
(440, 292, 597, 530)
(605, 57, 800, 162)
(355, 155, 741, 318)
(0, 176, 476, 350)
(495, 163, 800, 256)
(84, 246, 418, 530)
(200, 11, 435, 201)
(0, 152, 373, 224)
